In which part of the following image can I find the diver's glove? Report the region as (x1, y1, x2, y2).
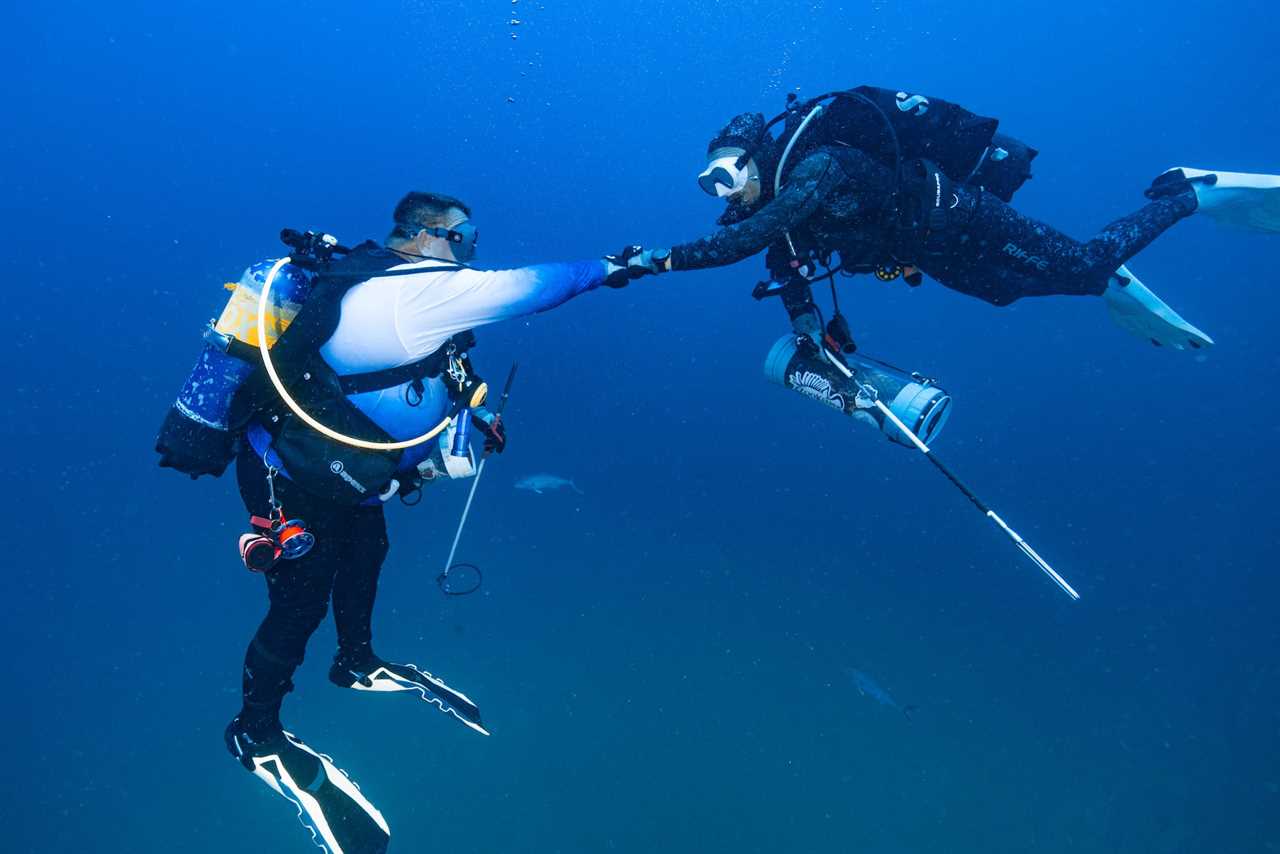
(472, 411, 507, 454)
(602, 246, 670, 288)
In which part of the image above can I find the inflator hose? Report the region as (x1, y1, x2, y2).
(775, 103, 825, 259)
(257, 256, 450, 451)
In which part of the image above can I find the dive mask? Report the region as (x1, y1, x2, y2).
(416, 220, 479, 263)
(698, 148, 753, 198)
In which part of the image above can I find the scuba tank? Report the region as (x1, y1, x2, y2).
(768, 86, 1038, 203)
(157, 229, 485, 503)
(156, 260, 315, 478)
(763, 334, 951, 447)
(799, 86, 999, 186)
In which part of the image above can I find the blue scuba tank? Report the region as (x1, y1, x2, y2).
(155, 260, 314, 478)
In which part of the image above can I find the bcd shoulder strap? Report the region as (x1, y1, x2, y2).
(273, 241, 471, 394)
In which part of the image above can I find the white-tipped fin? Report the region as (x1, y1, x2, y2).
(348, 664, 490, 736)
(1104, 265, 1214, 352)
(248, 731, 390, 854)
(1171, 167, 1280, 233)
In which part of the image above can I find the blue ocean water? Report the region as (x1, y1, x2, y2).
(4, 1, 1278, 851)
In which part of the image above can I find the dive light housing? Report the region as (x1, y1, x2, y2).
(764, 334, 952, 446)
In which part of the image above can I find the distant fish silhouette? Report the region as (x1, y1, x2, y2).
(847, 668, 916, 721)
(514, 474, 583, 495)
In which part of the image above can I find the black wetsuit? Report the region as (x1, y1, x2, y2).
(669, 146, 1197, 307)
(234, 446, 388, 737)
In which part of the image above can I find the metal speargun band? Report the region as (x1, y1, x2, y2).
(820, 346, 1080, 601)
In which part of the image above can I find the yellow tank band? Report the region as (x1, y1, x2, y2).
(217, 287, 305, 349)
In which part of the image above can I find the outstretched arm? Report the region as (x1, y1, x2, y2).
(436, 261, 609, 328)
(668, 151, 848, 271)
(385, 259, 608, 355)
(389, 247, 655, 356)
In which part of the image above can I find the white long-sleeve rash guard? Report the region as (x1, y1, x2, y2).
(250, 257, 606, 472)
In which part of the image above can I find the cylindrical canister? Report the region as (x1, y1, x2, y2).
(450, 408, 472, 457)
(178, 259, 316, 427)
(157, 259, 317, 478)
(764, 335, 952, 446)
(214, 259, 315, 348)
(174, 342, 256, 430)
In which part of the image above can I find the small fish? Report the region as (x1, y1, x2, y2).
(515, 474, 583, 495)
(847, 668, 916, 721)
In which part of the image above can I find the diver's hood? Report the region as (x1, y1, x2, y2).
(707, 111, 767, 155)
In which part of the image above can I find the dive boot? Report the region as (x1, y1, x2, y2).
(225, 716, 390, 854)
(330, 648, 489, 736)
(1148, 167, 1280, 233)
(1103, 264, 1214, 351)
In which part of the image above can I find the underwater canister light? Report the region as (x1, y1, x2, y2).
(763, 334, 952, 446)
(763, 334, 1079, 601)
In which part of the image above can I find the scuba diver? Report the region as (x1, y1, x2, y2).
(614, 85, 1279, 600)
(630, 85, 1280, 353)
(155, 191, 650, 854)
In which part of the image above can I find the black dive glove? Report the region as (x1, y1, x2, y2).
(603, 246, 671, 288)
(471, 412, 507, 454)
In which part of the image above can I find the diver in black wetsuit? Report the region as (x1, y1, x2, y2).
(631, 86, 1280, 351)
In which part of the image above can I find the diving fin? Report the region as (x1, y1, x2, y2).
(225, 720, 390, 854)
(1104, 265, 1214, 351)
(331, 653, 490, 736)
(1148, 167, 1280, 233)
